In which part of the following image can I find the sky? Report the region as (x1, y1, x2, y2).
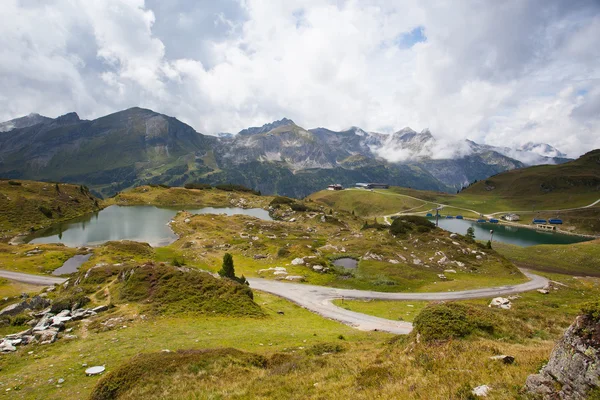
(1, 0, 599, 158)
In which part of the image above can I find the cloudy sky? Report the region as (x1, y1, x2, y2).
(1, 0, 599, 157)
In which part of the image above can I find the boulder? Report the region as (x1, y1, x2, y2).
(37, 329, 58, 344)
(489, 297, 511, 310)
(92, 305, 109, 313)
(285, 276, 305, 282)
(0, 340, 17, 353)
(490, 355, 515, 364)
(525, 314, 600, 399)
(0, 301, 30, 317)
(29, 295, 51, 310)
(472, 385, 490, 397)
(291, 258, 305, 266)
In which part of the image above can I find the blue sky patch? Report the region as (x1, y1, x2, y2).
(395, 26, 426, 48)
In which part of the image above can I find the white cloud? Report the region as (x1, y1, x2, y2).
(0, 0, 599, 159)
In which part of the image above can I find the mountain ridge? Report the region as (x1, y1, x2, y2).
(0, 108, 578, 198)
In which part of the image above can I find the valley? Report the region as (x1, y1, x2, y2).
(0, 150, 598, 399)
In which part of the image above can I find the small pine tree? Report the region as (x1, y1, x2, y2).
(466, 227, 475, 241)
(351, 210, 355, 216)
(55, 183, 60, 192)
(218, 253, 235, 279)
(329, 208, 333, 215)
(486, 240, 492, 249)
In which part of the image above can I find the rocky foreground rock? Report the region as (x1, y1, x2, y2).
(0, 295, 108, 353)
(525, 313, 600, 399)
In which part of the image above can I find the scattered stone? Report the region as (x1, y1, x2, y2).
(412, 259, 422, 265)
(276, 310, 285, 315)
(472, 385, 490, 397)
(85, 366, 106, 376)
(450, 233, 458, 238)
(437, 256, 448, 265)
(312, 265, 324, 272)
(490, 355, 515, 364)
(291, 258, 305, 266)
(92, 305, 109, 313)
(388, 259, 399, 264)
(184, 218, 191, 223)
(537, 289, 550, 295)
(253, 254, 267, 260)
(57, 378, 65, 384)
(437, 274, 447, 280)
(476, 255, 483, 260)
(285, 276, 305, 282)
(489, 297, 511, 310)
(444, 269, 457, 274)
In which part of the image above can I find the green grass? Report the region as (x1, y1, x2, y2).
(106, 185, 271, 209)
(0, 243, 78, 275)
(0, 180, 101, 240)
(308, 189, 427, 217)
(493, 239, 600, 276)
(332, 299, 429, 322)
(0, 291, 382, 399)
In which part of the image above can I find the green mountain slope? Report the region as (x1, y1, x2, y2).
(0, 179, 101, 239)
(460, 149, 600, 210)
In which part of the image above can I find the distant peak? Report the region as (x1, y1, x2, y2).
(55, 112, 80, 123)
(238, 117, 296, 136)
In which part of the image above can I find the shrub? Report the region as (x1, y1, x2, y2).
(305, 342, 345, 356)
(581, 300, 600, 321)
(7, 180, 21, 186)
(38, 206, 53, 218)
(277, 247, 290, 258)
(413, 303, 494, 342)
(215, 184, 260, 195)
(270, 196, 295, 207)
(184, 182, 212, 190)
(290, 202, 308, 212)
(390, 216, 435, 236)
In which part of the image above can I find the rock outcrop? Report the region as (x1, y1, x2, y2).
(525, 313, 600, 399)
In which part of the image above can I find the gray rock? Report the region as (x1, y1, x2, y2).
(525, 315, 600, 399)
(29, 295, 51, 310)
(37, 328, 58, 344)
(92, 305, 109, 313)
(0, 301, 30, 317)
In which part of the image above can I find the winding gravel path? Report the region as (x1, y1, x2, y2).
(248, 269, 548, 334)
(0, 270, 66, 286)
(0, 268, 548, 335)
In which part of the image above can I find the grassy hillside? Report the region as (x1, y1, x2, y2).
(457, 149, 600, 211)
(493, 239, 600, 276)
(308, 189, 426, 217)
(167, 205, 526, 292)
(0, 179, 101, 240)
(107, 184, 271, 208)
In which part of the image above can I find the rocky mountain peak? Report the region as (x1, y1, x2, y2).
(55, 112, 80, 123)
(238, 117, 295, 136)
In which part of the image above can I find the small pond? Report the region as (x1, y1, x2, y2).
(428, 217, 591, 247)
(26, 205, 272, 248)
(53, 254, 92, 275)
(333, 258, 359, 269)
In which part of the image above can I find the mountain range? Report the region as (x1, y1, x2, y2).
(0, 107, 572, 198)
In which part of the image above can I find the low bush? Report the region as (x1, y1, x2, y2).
(90, 349, 266, 400)
(184, 182, 212, 190)
(50, 294, 90, 313)
(305, 342, 345, 356)
(413, 303, 494, 342)
(581, 300, 600, 321)
(38, 205, 53, 218)
(7, 180, 21, 186)
(390, 216, 435, 236)
(290, 202, 309, 212)
(215, 184, 260, 195)
(270, 196, 295, 207)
